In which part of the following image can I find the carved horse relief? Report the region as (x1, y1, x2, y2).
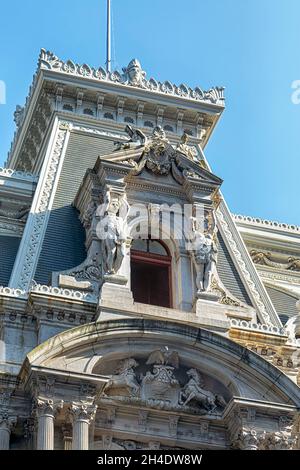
(100, 349, 228, 414)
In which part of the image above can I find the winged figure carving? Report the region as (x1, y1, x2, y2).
(146, 346, 179, 369)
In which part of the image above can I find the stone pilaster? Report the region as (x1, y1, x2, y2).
(69, 403, 97, 450)
(62, 425, 72, 451)
(34, 398, 63, 450)
(0, 412, 16, 450)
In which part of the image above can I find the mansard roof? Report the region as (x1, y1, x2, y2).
(6, 50, 225, 172)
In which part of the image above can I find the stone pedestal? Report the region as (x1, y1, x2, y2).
(194, 294, 230, 333)
(98, 275, 134, 321)
(70, 404, 97, 450)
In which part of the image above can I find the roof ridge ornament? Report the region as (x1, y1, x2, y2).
(37, 49, 225, 106)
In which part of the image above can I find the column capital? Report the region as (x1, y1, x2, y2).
(69, 403, 97, 425)
(0, 411, 17, 431)
(232, 427, 262, 450)
(33, 398, 63, 418)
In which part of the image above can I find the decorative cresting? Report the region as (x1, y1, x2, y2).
(100, 348, 228, 415)
(39, 50, 225, 106)
(250, 250, 300, 272)
(234, 214, 300, 234)
(0, 412, 17, 450)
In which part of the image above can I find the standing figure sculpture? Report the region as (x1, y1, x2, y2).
(97, 192, 128, 275)
(190, 210, 218, 292)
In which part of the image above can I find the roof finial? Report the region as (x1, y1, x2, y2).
(106, 0, 111, 72)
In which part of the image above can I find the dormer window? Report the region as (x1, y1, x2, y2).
(131, 239, 172, 308)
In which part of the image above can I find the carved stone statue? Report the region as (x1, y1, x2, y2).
(190, 210, 218, 292)
(103, 358, 140, 397)
(14, 105, 25, 127)
(123, 59, 146, 87)
(97, 193, 128, 275)
(146, 347, 179, 368)
(179, 369, 226, 412)
(114, 124, 147, 151)
(132, 126, 176, 177)
(176, 132, 197, 160)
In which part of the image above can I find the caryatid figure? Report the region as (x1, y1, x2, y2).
(190, 210, 218, 292)
(98, 193, 128, 275)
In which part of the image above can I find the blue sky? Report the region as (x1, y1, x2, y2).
(0, 0, 299, 224)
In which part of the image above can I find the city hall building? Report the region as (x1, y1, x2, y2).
(0, 49, 299, 450)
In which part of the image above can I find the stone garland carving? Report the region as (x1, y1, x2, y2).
(14, 126, 69, 291)
(101, 349, 227, 415)
(217, 209, 274, 326)
(250, 250, 300, 272)
(38, 50, 225, 106)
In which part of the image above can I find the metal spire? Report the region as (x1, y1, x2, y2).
(106, 0, 111, 72)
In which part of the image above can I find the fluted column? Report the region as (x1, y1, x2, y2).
(0, 413, 16, 450)
(35, 399, 63, 450)
(70, 404, 97, 450)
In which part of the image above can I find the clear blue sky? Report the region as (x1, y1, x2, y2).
(0, 0, 299, 224)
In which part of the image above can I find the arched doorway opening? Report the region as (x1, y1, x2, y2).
(131, 239, 172, 308)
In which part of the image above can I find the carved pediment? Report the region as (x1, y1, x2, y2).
(100, 125, 223, 189)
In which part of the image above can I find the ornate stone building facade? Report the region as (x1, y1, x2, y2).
(0, 50, 299, 450)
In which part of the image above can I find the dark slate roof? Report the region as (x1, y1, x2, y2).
(217, 232, 252, 306)
(266, 286, 298, 323)
(35, 132, 114, 284)
(0, 235, 21, 286)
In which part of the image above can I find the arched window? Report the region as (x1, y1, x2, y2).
(124, 116, 134, 124)
(63, 104, 73, 111)
(131, 239, 172, 308)
(83, 108, 94, 116)
(104, 112, 114, 120)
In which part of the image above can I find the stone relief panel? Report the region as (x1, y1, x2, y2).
(94, 348, 230, 416)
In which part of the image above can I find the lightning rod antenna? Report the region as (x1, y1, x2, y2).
(106, 0, 112, 72)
